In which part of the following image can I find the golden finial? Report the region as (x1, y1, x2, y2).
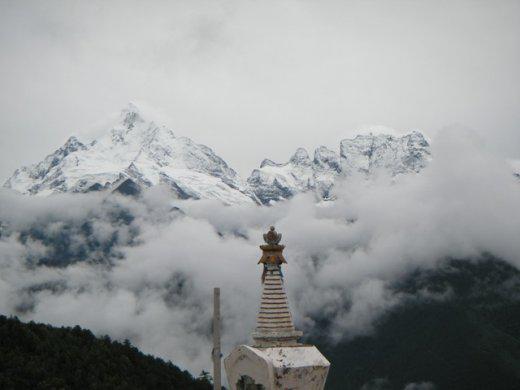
(258, 226, 286, 266)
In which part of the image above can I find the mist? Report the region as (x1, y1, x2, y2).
(0, 128, 519, 374)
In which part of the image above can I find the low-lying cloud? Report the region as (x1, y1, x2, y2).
(0, 128, 519, 374)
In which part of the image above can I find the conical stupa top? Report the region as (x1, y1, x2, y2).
(252, 227, 303, 347)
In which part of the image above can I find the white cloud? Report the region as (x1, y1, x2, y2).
(0, 128, 519, 374)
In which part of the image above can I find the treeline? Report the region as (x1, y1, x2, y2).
(0, 315, 212, 390)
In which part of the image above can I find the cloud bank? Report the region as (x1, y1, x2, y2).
(0, 128, 519, 374)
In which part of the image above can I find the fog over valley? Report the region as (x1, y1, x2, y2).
(1, 127, 519, 378)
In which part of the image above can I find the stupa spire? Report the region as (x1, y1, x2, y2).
(224, 227, 330, 389)
(252, 226, 303, 347)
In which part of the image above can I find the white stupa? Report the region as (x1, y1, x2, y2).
(224, 227, 330, 390)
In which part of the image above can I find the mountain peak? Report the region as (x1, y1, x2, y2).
(5, 106, 432, 206)
(248, 130, 431, 204)
(63, 136, 85, 150)
(123, 101, 140, 112)
(349, 125, 402, 138)
(260, 159, 279, 168)
(4, 106, 253, 204)
(290, 148, 311, 165)
(120, 102, 144, 130)
(314, 146, 340, 172)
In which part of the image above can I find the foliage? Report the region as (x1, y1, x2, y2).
(311, 258, 520, 390)
(0, 316, 212, 390)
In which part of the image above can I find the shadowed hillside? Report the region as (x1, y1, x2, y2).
(0, 316, 212, 390)
(310, 258, 520, 390)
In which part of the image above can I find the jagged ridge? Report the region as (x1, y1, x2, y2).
(4, 104, 253, 204)
(4, 105, 432, 204)
(247, 131, 431, 204)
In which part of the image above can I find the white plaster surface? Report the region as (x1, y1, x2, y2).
(224, 345, 330, 390)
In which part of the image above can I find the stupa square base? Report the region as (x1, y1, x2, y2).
(224, 344, 330, 390)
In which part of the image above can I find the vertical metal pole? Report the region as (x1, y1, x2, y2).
(213, 287, 221, 390)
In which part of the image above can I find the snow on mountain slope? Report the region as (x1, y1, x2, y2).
(4, 104, 253, 204)
(340, 131, 430, 175)
(4, 106, 433, 205)
(246, 147, 340, 204)
(247, 130, 431, 204)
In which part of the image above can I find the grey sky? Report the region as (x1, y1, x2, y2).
(1, 0, 519, 180)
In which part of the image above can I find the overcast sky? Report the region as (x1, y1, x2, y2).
(0, 0, 519, 180)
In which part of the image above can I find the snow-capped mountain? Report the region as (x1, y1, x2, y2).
(4, 104, 253, 204)
(247, 131, 431, 204)
(4, 104, 433, 205)
(247, 147, 339, 204)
